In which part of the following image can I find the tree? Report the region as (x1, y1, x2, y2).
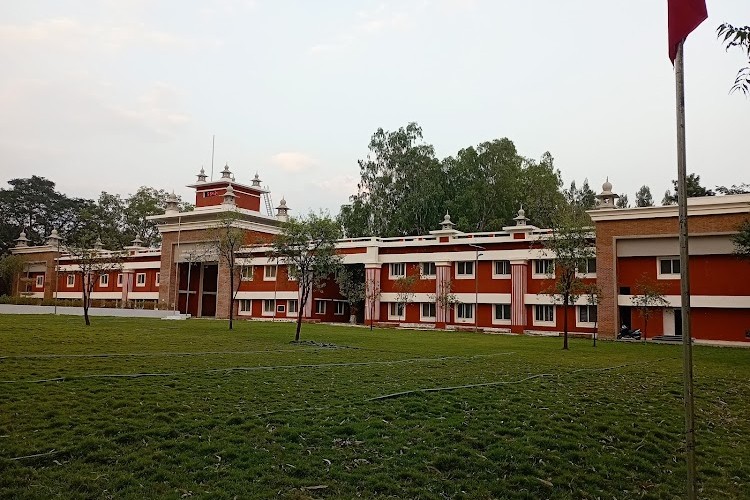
(732, 219, 750, 259)
(393, 274, 418, 321)
(631, 275, 669, 341)
(662, 173, 715, 205)
(517, 153, 566, 228)
(616, 194, 630, 209)
(716, 183, 750, 195)
(717, 23, 750, 96)
(583, 282, 601, 347)
(66, 234, 123, 326)
(0, 254, 25, 296)
(635, 185, 654, 207)
(271, 213, 342, 341)
(429, 276, 458, 328)
(541, 206, 595, 350)
(364, 274, 382, 331)
(212, 213, 248, 330)
(335, 264, 366, 323)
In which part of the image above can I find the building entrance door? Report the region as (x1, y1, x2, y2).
(674, 308, 682, 337)
(199, 264, 218, 317)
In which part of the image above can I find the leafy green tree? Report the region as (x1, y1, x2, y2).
(517, 153, 566, 228)
(631, 275, 669, 341)
(271, 213, 342, 341)
(0, 254, 24, 296)
(444, 138, 523, 232)
(616, 194, 630, 209)
(354, 123, 444, 237)
(541, 206, 595, 350)
(716, 183, 750, 195)
(335, 264, 366, 323)
(732, 219, 750, 259)
(635, 185, 654, 207)
(717, 23, 750, 96)
(662, 173, 715, 205)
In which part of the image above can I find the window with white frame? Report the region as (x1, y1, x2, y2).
(456, 261, 474, 278)
(241, 265, 253, 281)
(99, 274, 109, 287)
(493, 260, 511, 278)
(534, 305, 555, 324)
(534, 259, 554, 277)
(263, 299, 275, 315)
(388, 302, 405, 319)
(136, 273, 146, 287)
(35, 275, 44, 288)
(658, 257, 680, 278)
(494, 304, 511, 322)
(155, 272, 160, 287)
(117, 274, 123, 287)
(277, 303, 286, 313)
(287, 299, 298, 314)
(582, 258, 596, 274)
(264, 265, 277, 280)
(335, 301, 345, 315)
(239, 299, 252, 313)
(315, 300, 326, 315)
(578, 305, 597, 324)
(390, 262, 406, 279)
(421, 262, 436, 278)
(456, 303, 474, 321)
(66, 274, 75, 287)
(421, 302, 436, 320)
(287, 265, 297, 281)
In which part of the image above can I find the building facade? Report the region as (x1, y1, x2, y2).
(9, 174, 750, 343)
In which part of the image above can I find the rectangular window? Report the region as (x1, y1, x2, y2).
(534, 259, 554, 277)
(287, 265, 297, 281)
(388, 302, 405, 319)
(155, 272, 160, 287)
(239, 299, 252, 313)
(136, 273, 146, 287)
(287, 299, 298, 314)
(117, 274, 123, 287)
(35, 275, 44, 288)
(578, 305, 597, 324)
(577, 258, 597, 276)
(263, 299, 275, 315)
(315, 300, 327, 315)
(421, 302, 436, 320)
(456, 261, 474, 278)
(67, 274, 75, 287)
(456, 303, 474, 320)
(241, 265, 253, 281)
(658, 258, 680, 277)
(421, 262, 436, 278)
(494, 304, 511, 321)
(390, 263, 406, 279)
(99, 274, 109, 287)
(493, 260, 511, 277)
(277, 304, 286, 313)
(264, 265, 277, 280)
(335, 301, 345, 315)
(534, 305, 555, 324)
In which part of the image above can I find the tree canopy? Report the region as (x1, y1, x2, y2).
(0, 177, 193, 255)
(338, 123, 566, 237)
(717, 23, 750, 96)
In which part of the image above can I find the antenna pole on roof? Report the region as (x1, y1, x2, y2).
(210, 135, 215, 181)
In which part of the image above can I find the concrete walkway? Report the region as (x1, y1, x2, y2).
(0, 304, 178, 318)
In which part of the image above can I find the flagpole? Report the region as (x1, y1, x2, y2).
(674, 41, 697, 500)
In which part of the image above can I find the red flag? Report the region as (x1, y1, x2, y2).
(668, 0, 708, 62)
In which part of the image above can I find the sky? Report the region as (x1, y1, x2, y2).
(0, 1, 747, 219)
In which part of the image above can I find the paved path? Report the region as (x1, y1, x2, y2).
(0, 304, 178, 318)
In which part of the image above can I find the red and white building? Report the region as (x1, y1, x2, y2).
(10, 172, 750, 344)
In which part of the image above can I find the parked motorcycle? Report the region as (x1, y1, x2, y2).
(617, 325, 642, 340)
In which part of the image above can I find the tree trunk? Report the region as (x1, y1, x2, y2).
(295, 310, 302, 341)
(563, 296, 569, 350)
(83, 288, 90, 326)
(228, 271, 234, 330)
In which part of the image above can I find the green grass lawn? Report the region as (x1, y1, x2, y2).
(1, 315, 748, 499)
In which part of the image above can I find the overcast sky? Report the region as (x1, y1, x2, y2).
(1, 1, 747, 219)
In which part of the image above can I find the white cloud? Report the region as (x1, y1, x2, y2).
(0, 18, 187, 53)
(314, 174, 358, 195)
(270, 152, 319, 172)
